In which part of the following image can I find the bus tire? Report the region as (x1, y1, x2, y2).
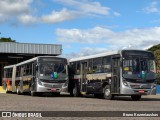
(5, 86, 9, 93)
(16, 86, 20, 95)
(31, 91, 36, 96)
(131, 95, 141, 101)
(103, 85, 114, 100)
(29, 86, 36, 96)
(72, 85, 81, 97)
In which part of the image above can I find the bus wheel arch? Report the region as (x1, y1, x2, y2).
(102, 82, 109, 88)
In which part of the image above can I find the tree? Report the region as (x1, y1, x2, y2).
(148, 44, 160, 52)
(0, 37, 16, 42)
(148, 44, 160, 84)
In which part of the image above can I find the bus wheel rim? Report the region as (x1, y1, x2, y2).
(17, 87, 19, 94)
(73, 88, 76, 95)
(105, 88, 110, 96)
(6, 87, 8, 92)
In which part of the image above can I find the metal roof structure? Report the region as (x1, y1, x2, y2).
(0, 42, 62, 86)
(69, 51, 118, 62)
(0, 42, 62, 55)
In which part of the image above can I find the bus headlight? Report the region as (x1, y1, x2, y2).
(123, 79, 128, 87)
(38, 80, 43, 86)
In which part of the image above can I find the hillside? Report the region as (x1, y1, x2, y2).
(0, 37, 16, 42)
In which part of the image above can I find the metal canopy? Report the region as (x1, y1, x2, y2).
(0, 42, 62, 55)
(0, 42, 62, 86)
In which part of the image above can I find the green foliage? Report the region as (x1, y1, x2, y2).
(148, 44, 160, 52)
(148, 44, 160, 84)
(0, 37, 16, 42)
(154, 50, 160, 60)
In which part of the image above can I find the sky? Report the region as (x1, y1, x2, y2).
(0, 0, 160, 58)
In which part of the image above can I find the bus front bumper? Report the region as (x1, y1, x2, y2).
(121, 86, 156, 95)
(36, 83, 64, 93)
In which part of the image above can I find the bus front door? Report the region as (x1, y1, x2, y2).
(31, 63, 36, 92)
(111, 56, 120, 94)
(80, 61, 87, 93)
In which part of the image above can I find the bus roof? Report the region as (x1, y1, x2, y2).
(69, 49, 154, 62)
(69, 51, 119, 62)
(4, 64, 15, 69)
(16, 56, 66, 66)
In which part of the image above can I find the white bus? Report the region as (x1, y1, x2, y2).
(68, 50, 157, 100)
(3, 56, 69, 96)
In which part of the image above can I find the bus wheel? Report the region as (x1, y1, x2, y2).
(31, 91, 36, 96)
(72, 85, 80, 97)
(5, 86, 9, 93)
(16, 86, 20, 95)
(103, 85, 114, 100)
(131, 95, 141, 101)
(29, 86, 36, 96)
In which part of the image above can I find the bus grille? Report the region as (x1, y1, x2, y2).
(43, 84, 62, 88)
(130, 84, 151, 89)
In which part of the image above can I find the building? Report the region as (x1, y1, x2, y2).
(0, 42, 62, 85)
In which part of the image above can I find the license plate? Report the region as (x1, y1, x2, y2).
(138, 90, 144, 93)
(51, 88, 56, 92)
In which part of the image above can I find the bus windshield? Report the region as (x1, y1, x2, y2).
(39, 62, 66, 76)
(122, 58, 156, 81)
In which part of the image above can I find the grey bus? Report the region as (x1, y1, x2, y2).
(3, 56, 68, 96)
(68, 50, 157, 100)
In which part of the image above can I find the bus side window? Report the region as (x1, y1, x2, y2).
(102, 56, 111, 73)
(93, 58, 102, 73)
(26, 63, 32, 75)
(88, 59, 93, 74)
(4, 69, 6, 78)
(16, 67, 20, 77)
(70, 62, 76, 74)
(8, 68, 12, 78)
(76, 62, 80, 74)
(29, 63, 32, 75)
(23, 65, 26, 76)
(4, 69, 8, 78)
(5, 69, 8, 78)
(7, 69, 9, 78)
(26, 64, 29, 75)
